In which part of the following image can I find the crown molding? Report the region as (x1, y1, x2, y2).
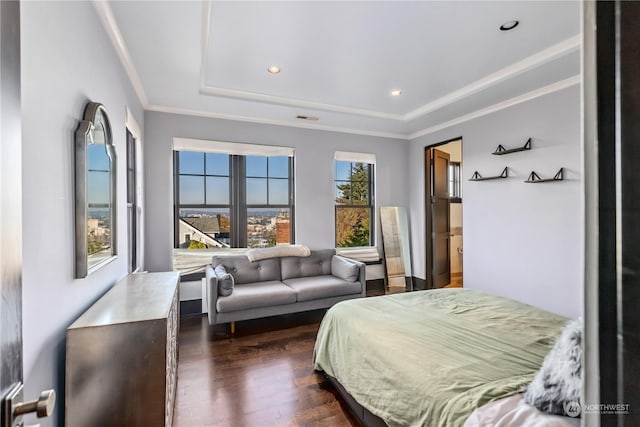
(198, 85, 404, 121)
(408, 74, 581, 140)
(93, 0, 149, 107)
(148, 73, 579, 142)
(403, 35, 581, 121)
(146, 104, 410, 140)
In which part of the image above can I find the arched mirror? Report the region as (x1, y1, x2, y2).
(75, 102, 117, 278)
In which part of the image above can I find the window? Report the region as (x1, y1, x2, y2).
(448, 162, 462, 203)
(174, 148, 294, 250)
(335, 155, 375, 247)
(126, 129, 138, 272)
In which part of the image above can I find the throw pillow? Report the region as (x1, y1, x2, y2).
(217, 273, 234, 297)
(214, 264, 235, 297)
(331, 256, 359, 282)
(523, 318, 583, 416)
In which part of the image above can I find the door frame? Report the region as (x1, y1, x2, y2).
(585, 1, 640, 423)
(424, 136, 462, 290)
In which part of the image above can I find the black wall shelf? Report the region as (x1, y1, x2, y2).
(492, 138, 532, 155)
(525, 168, 564, 183)
(469, 167, 508, 181)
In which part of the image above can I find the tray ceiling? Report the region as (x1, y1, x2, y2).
(105, 1, 581, 139)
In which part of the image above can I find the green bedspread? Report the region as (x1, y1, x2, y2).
(313, 289, 567, 427)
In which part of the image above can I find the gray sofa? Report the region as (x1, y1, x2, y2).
(205, 249, 365, 327)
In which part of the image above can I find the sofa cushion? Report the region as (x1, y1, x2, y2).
(331, 255, 359, 282)
(216, 281, 296, 313)
(281, 249, 336, 280)
(283, 275, 362, 302)
(212, 255, 281, 284)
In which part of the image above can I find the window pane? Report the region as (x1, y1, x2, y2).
(205, 177, 229, 204)
(350, 162, 370, 181)
(178, 208, 231, 248)
(247, 208, 291, 248)
(268, 157, 289, 178)
(246, 178, 267, 204)
(335, 160, 351, 181)
(335, 181, 351, 204)
(205, 153, 229, 176)
(269, 178, 289, 204)
(179, 151, 204, 174)
(88, 170, 110, 205)
(336, 207, 371, 247)
(88, 207, 111, 261)
(88, 143, 110, 171)
(246, 156, 267, 177)
(350, 180, 369, 204)
(179, 175, 204, 204)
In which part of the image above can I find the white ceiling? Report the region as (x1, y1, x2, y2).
(104, 1, 581, 139)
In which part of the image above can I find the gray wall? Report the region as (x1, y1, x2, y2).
(408, 85, 583, 319)
(21, 2, 144, 425)
(144, 111, 409, 272)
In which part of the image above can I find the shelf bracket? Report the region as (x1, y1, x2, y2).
(469, 167, 508, 181)
(492, 138, 532, 155)
(525, 168, 564, 183)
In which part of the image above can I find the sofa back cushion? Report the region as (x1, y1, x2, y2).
(212, 255, 281, 284)
(281, 249, 336, 280)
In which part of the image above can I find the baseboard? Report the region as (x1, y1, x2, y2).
(366, 279, 385, 292)
(451, 272, 463, 278)
(412, 276, 428, 290)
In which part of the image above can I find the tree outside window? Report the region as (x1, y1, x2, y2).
(335, 161, 374, 247)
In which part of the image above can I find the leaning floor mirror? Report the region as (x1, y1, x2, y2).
(75, 102, 117, 278)
(380, 206, 413, 292)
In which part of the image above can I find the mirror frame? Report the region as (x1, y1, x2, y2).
(75, 102, 117, 278)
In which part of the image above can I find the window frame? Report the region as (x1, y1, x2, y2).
(449, 161, 462, 203)
(173, 151, 295, 249)
(334, 160, 375, 248)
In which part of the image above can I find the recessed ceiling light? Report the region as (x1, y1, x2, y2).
(267, 66, 281, 74)
(500, 20, 519, 31)
(391, 90, 402, 96)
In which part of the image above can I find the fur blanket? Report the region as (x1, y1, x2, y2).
(523, 318, 583, 417)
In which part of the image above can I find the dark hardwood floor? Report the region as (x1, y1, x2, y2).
(173, 311, 360, 427)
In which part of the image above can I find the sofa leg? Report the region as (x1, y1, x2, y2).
(230, 321, 235, 335)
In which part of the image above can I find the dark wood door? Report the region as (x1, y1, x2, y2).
(431, 148, 451, 288)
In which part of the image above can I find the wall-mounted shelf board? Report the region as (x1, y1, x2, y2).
(492, 138, 532, 155)
(525, 168, 564, 183)
(469, 167, 508, 181)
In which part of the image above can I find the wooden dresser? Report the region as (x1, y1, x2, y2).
(66, 272, 180, 427)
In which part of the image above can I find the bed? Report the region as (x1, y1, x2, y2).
(312, 288, 572, 427)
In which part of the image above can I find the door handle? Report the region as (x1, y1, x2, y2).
(14, 390, 55, 418)
(1, 383, 55, 427)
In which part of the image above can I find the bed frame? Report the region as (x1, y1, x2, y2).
(323, 373, 388, 427)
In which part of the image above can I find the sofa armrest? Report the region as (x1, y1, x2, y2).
(333, 255, 366, 297)
(205, 265, 219, 325)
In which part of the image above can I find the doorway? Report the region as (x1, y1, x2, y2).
(425, 138, 463, 289)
